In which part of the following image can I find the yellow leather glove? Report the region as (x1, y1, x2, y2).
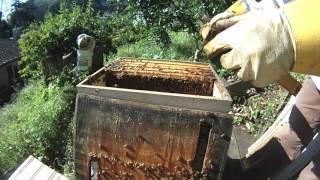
(204, 9, 295, 87)
(204, 0, 320, 87)
(201, 0, 248, 43)
(207, 0, 283, 32)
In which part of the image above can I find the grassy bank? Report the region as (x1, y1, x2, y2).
(110, 32, 202, 61)
(0, 81, 74, 178)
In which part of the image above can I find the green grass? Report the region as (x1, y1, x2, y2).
(232, 83, 295, 137)
(233, 74, 305, 137)
(109, 32, 201, 62)
(0, 81, 74, 178)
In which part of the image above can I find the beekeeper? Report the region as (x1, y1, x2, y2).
(202, 0, 320, 179)
(77, 34, 96, 71)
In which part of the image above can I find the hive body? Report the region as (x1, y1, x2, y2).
(75, 58, 232, 179)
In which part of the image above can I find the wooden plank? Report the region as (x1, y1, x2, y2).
(74, 94, 232, 179)
(209, 64, 232, 101)
(77, 86, 231, 113)
(98, 58, 215, 96)
(8, 156, 34, 180)
(110, 58, 213, 82)
(110, 70, 214, 80)
(78, 59, 232, 113)
(111, 62, 212, 70)
(232, 126, 256, 159)
(15, 156, 43, 179)
(9, 156, 67, 180)
(117, 57, 210, 67)
(75, 94, 200, 179)
(31, 164, 55, 180)
(203, 114, 233, 180)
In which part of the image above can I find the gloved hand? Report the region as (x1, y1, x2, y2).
(202, 0, 284, 43)
(209, 11, 236, 31)
(202, 0, 246, 42)
(201, 12, 243, 44)
(204, 9, 295, 87)
(202, 0, 252, 44)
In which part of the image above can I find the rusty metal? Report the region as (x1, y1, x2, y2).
(75, 58, 233, 180)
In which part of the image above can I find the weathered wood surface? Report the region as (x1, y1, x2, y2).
(91, 46, 105, 73)
(78, 58, 232, 113)
(77, 85, 232, 113)
(74, 93, 232, 179)
(75, 58, 233, 179)
(93, 58, 215, 96)
(203, 114, 233, 180)
(8, 155, 67, 180)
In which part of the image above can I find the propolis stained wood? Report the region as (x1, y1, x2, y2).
(75, 58, 233, 179)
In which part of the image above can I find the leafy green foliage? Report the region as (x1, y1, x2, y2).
(110, 32, 200, 61)
(51, 65, 88, 87)
(232, 84, 289, 136)
(8, 0, 37, 27)
(108, 7, 151, 47)
(128, 0, 232, 45)
(9, 0, 113, 25)
(6, 2, 116, 178)
(18, 2, 115, 80)
(291, 72, 305, 83)
(0, 81, 74, 178)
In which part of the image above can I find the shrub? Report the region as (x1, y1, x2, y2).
(110, 32, 201, 61)
(0, 81, 74, 178)
(128, 0, 232, 45)
(19, 2, 115, 80)
(109, 7, 152, 47)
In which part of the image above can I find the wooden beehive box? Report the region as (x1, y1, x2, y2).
(75, 58, 233, 179)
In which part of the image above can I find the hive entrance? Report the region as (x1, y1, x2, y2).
(100, 59, 215, 96)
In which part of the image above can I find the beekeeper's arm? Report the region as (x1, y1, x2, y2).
(203, 0, 320, 87)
